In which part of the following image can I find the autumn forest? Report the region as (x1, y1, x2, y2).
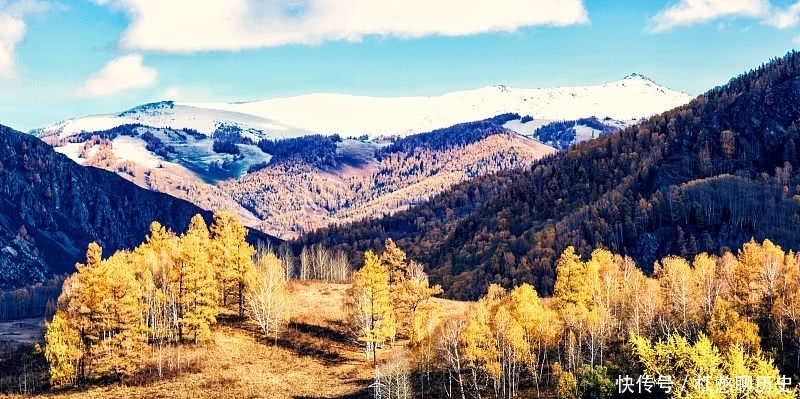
(5, 47, 800, 399)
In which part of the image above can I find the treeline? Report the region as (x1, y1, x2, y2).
(533, 116, 619, 150)
(141, 131, 176, 158)
(0, 276, 63, 321)
(376, 113, 521, 159)
(295, 50, 800, 300)
(212, 124, 254, 155)
(254, 134, 343, 170)
(361, 240, 799, 398)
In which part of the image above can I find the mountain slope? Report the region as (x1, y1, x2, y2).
(36, 75, 692, 139)
(29, 76, 690, 240)
(37, 116, 554, 238)
(0, 124, 276, 289)
(294, 51, 800, 300)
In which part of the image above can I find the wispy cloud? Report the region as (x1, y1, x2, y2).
(0, 0, 53, 77)
(649, 0, 771, 33)
(94, 0, 590, 52)
(767, 1, 800, 28)
(649, 0, 800, 33)
(76, 54, 157, 97)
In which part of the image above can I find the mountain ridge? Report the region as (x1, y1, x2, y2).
(34, 75, 692, 140)
(0, 124, 278, 289)
(292, 51, 800, 300)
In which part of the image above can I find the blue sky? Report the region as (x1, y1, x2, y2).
(2, 0, 800, 131)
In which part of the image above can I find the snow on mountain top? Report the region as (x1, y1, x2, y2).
(38, 75, 693, 139)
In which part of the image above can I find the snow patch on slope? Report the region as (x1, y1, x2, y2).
(36, 75, 693, 140)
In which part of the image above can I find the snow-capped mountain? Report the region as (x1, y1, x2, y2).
(35, 74, 692, 139)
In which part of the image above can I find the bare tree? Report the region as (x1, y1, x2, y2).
(299, 246, 312, 280)
(379, 351, 414, 399)
(245, 251, 289, 342)
(437, 318, 467, 399)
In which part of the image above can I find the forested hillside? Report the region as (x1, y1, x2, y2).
(221, 127, 554, 237)
(0, 125, 276, 289)
(296, 51, 800, 300)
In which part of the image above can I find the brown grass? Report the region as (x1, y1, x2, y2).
(1, 280, 470, 399)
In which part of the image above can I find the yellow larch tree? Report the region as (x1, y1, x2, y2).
(210, 211, 255, 318)
(345, 250, 395, 365)
(708, 298, 761, 355)
(44, 310, 81, 387)
(178, 214, 218, 344)
(47, 242, 147, 384)
(95, 250, 148, 383)
(553, 246, 592, 372)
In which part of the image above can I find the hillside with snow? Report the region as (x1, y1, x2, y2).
(35, 74, 692, 139)
(27, 74, 692, 239)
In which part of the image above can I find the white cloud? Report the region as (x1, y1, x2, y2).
(649, 0, 770, 32)
(650, 0, 800, 32)
(76, 54, 157, 97)
(0, 0, 52, 78)
(0, 14, 25, 77)
(94, 0, 589, 52)
(768, 1, 800, 28)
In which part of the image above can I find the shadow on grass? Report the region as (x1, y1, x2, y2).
(293, 378, 372, 399)
(217, 314, 352, 366)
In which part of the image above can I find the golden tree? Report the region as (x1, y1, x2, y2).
(178, 214, 219, 344)
(345, 250, 395, 365)
(553, 246, 592, 372)
(47, 242, 147, 384)
(95, 250, 148, 382)
(44, 310, 81, 387)
(210, 211, 255, 318)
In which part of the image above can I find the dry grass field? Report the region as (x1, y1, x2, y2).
(1, 280, 470, 399)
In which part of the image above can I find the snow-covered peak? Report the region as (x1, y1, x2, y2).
(622, 72, 655, 82)
(36, 77, 694, 139)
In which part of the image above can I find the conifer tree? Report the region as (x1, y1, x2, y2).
(44, 310, 81, 387)
(553, 246, 592, 372)
(178, 214, 218, 344)
(210, 211, 255, 318)
(48, 242, 147, 384)
(379, 240, 442, 337)
(96, 251, 148, 382)
(345, 250, 395, 365)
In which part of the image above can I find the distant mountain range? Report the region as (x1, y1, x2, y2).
(26, 75, 691, 239)
(34, 74, 691, 139)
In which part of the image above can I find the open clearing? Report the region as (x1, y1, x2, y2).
(2, 280, 469, 399)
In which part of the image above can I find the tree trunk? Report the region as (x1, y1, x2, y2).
(238, 280, 245, 319)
